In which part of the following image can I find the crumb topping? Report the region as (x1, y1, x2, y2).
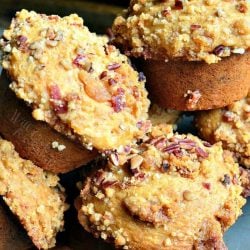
(0, 138, 67, 249)
(77, 131, 245, 249)
(112, 0, 250, 63)
(196, 93, 250, 168)
(1, 9, 150, 151)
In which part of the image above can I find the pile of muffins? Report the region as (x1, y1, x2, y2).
(0, 0, 249, 249)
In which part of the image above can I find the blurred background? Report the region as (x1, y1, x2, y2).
(0, 0, 129, 34)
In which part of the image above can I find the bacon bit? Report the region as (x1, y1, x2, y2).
(100, 71, 108, 79)
(196, 147, 209, 158)
(203, 142, 212, 147)
(48, 85, 68, 114)
(174, 0, 183, 10)
(202, 182, 211, 190)
(111, 96, 124, 112)
(49, 84, 62, 100)
(163, 143, 183, 157)
(16, 35, 29, 52)
(108, 63, 121, 71)
(191, 24, 201, 31)
(185, 90, 202, 109)
(51, 100, 68, 114)
(93, 170, 106, 186)
(73, 54, 86, 68)
(117, 88, 125, 95)
(162, 9, 171, 16)
(111, 88, 126, 112)
(153, 138, 167, 150)
(138, 72, 146, 82)
(108, 78, 117, 86)
(237, 3, 248, 13)
(134, 172, 146, 180)
(222, 111, 235, 122)
(178, 139, 197, 149)
(213, 45, 226, 56)
(163, 143, 180, 153)
(174, 150, 183, 158)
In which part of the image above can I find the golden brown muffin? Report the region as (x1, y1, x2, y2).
(77, 132, 245, 250)
(0, 138, 67, 249)
(196, 94, 250, 168)
(112, 0, 250, 63)
(140, 52, 250, 110)
(149, 104, 180, 127)
(112, 0, 250, 110)
(1, 9, 150, 151)
(0, 72, 98, 174)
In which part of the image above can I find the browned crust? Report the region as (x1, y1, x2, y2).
(140, 52, 250, 111)
(0, 72, 98, 174)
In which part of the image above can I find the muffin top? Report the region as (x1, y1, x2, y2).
(77, 131, 245, 250)
(112, 0, 250, 63)
(1, 10, 150, 151)
(0, 138, 67, 249)
(196, 93, 250, 168)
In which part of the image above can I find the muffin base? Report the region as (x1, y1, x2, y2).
(141, 52, 250, 111)
(0, 72, 97, 174)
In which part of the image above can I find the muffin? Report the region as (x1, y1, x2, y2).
(149, 104, 180, 127)
(196, 94, 250, 168)
(77, 131, 245, 249)
(0, 71, 98, 174)
(0, 138, 67, 249)
(112, 0, 250, 110)
(1, 9, 150, 151)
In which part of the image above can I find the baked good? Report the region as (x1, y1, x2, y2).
(149, 104, 180, 127)
(77, 131, 245, 249)
(112, 0, 250, 110)
(196, 94, 250, 168)
(0, 138, 67, 249)
(1, 10, 150, 151)
(0, 72, 98, 174)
